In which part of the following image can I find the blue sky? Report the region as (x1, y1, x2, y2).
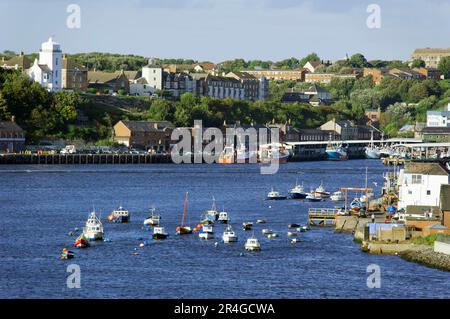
(0, 0, 448, 62)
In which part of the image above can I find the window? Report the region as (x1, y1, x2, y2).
(427, 190, 431, 195)
(411, 174, 422, 184)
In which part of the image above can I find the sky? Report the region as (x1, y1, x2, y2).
(0, 0, 448, 63)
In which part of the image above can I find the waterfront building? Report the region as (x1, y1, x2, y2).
(88, 70, 130, 93)
(27, 37, 62, 92)
(0, 118, 25, 153)
(319, 119, 358, 140)
(411, 48, 450, 68)
(113, 120, 173, 152)
(422, 104, 450, 142)
(62, 56, 88, 91)
(397, 162, 450, 211)
(0, 52, 32, 70)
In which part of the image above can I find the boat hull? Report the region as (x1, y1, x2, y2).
(365, 149, 381, 159)
(199, 232, 214, 240)
(288, 192, 307, 199)
(266, 196, 287, 200)
(152, 233, 168, 240)
(84, 232, 103, 241)
(223, 236, 238, 243)
(176, 226, 192, 235)
(326, 150, 348, 161)
(109, 215, 130, 223)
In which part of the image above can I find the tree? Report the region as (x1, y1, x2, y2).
(411, 59, 425, 68)
(438, 56, 450, 79)
(299, 53, 320, 67)
(349, 53, 370, 68)
(147, 99, 173, 121)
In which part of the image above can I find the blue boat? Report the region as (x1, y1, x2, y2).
(288, 182, 308, 199)
(326, 141, 348, 161)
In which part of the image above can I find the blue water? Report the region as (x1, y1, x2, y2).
(0, 160, 449, 299)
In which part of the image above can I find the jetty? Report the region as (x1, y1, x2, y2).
(307, 208, 341, 226)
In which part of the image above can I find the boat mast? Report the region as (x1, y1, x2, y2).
(182, 192, 188, 227)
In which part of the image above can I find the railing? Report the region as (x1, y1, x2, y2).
(308, 208, 341, 215)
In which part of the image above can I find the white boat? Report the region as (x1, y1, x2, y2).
(143, 208, 161, 227)
(244, 236, 261, 251)
(288, 181, 308, 199)
(222, 225, 238, 243)
(83, 211, 104, 241)
(360, 192, 374, 203)
(305, 191, 322, 202)
(205, 197, 219, 221)
(314, 182, 331, 198)
(217, 211, 229, 224)
(266, 188, 287, 200)
(365, 131, 381, 159)
(152, 226, 168, 240)
(199, 224, 215, 240)
(262, 229, 273, 235)
(330, 191, 344, 201)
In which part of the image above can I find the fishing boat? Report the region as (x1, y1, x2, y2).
(330, 191, 344, 201)
(326, 141, 348, 161)
(217, 211, 229, 224)
(176, 192, 193, 235)
(288, 181, 308, 199)
(108, 206, 130, 223)
(259, 143, 290, 164)
(152, 226, 168, 240)
(73, 233, 89, 248)
(143, 208, 161, 227)
(198, 224, 214, 240)
(266, 188, 287, 200)
(60, 248, 75, 260)
(314, 182, 331, 198)
(222, 225, 238, 243)
(204, 197, 219, 221)
(244, 236, 261, 251)
(365, 130, 381, 159)
(305, 192, 322, 202)
(242, 222, 253, 231)
(83, 211, 104, 241)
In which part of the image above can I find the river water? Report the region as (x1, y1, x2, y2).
(0, 160, 448, 298)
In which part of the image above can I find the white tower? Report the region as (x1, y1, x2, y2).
(38, 37, 62, 92)
(142, 58, 163, 91)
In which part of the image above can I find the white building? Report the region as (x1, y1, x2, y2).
(27, 37, 62, 92)
(426, 104, 450, 127)
(141, 58, 163, 91)
(398, 162, 450, 210)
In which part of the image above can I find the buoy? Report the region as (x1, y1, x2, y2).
(139, 243, 145, 248)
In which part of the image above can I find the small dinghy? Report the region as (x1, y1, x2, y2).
(152, 226, 168, 240)
(267, 233, 278, 239)
(256, 219, 266, 224)
(242, 222, 253, 231)
(287, 232, 297, 237)
(262, 229, 273, 235)
(288, 223, 300, 229)
(73, 233, 89, 248)
(60, 248, 75, 260)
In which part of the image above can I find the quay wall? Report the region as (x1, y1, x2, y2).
(434, 241, 450, 255)
(400, 247, 450, 272)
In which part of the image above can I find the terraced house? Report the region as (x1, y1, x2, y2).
(0, 118, 25, 153)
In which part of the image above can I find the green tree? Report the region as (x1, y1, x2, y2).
(349, 53, 370, 68)
(438, 56, 450, 79)
(299, 53, 320, 67)
(411, 59, 425, 68)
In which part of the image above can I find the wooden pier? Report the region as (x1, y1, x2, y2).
(0, 153, 172, 165)
(308, 208, 341, 227)
(382, 157, 407, 166)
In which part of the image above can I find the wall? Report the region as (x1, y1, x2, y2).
(398, 173, 449, 209)
(434, 241, 450, 255)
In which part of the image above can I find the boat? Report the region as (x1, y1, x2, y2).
(204, 197, 219, 221)
(217, 210, 229, 224)
(314, 182, 331, 198)
(259, 143, 290, 164)
(365, 130, 381, 159)
(73, 233, 89, 248)
(143, 208, 161, 227)
(326, 140, 348, 161)
(305, 191, 322, 202)
(60, 248, 75, 260)
(288, 223, 300, 228)
(242, 222, 253, 231)
(266, 188, 287, 200)
(244, 236, 261, 251)
(218, 146, 235, 164)
(330, 191, 344, 201)
(152, 226, 168, 240)
(108, 206, 130, 223)
(222, 225, 238, 243)
(175, 192, 193, 235)
(262, 229, 273, 235)
(83, 211, 104, 241)
(198, 224, 214, 240)
(287, 231, 297, 237)
(350, 198, 362, 211)
(288, 181, 308, 199)
(256, 219, 266, 224)
(267, 233, 278, 239)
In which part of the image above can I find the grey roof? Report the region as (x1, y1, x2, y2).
(440, 184, 450, 211)
(422, 127, 450, 134)
(0, 121, 24, 132)
(120, 120, 173, 132)
(404, 162, 449, 176)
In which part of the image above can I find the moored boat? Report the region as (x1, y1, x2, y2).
(73, 233, 89, 248)
(204, 197, 219, 221)
(83, 211, 104, 241)
(144, 208, 161, 227)
(152, 226, 168, 240)
(266, 188, 287, 200)
(217, 210, 229, 224)
(60, 248, 75, 259)
(314, 182, 331, 198)
(244, 236, 261, 251)
(305, 191, 322, 202)
(108, 206, 130, 223)
(326, 140, 348, 161)
(242, 222, 253, 231)
(330, 191, 344, 201)
(198, 224, 214, 240)
(288, 181, 308, 199)
(176, 192, 193, 235)
(222, 225, 238, 243)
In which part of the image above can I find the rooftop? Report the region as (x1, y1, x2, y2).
(404, 162, 449, 176)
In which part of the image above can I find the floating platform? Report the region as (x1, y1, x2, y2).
(308, 208, 341, 227)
